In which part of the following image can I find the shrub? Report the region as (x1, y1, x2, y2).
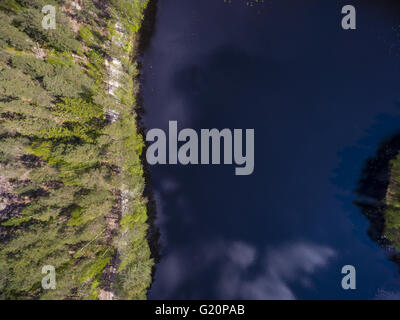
(11, 55, 54, 79)
(79, 26, 96, 47)
(42, 65, 93, 97)
(13, 8, 82, 52)
(55, 97, 103, 123)
(0, 20, 33, 50)
(0, 68, 52, 106)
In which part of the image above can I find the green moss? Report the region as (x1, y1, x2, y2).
(79, 26, 96, 47)
(81, 254, 112, 282)
(1, 216, 31, 227)
(46, 51, 75, 67)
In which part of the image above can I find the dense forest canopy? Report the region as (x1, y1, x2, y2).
(0, 0, 156, 299)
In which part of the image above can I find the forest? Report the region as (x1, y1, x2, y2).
(384, 152, 400, 251)
(0, 0, 156, 299)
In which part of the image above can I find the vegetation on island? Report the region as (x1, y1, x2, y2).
(355, 134, 400, 269)
(0, 0, 157, 299)
(382, 152, 400, 250)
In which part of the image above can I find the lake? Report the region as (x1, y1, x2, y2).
(141, 0, 400, 299)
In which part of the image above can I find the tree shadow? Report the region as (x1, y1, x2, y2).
(136, 0, 158, 57)
(133, 0, 162, 296)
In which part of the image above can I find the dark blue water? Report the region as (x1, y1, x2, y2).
(141, 0, 400, 299)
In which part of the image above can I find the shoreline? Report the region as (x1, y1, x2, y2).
(355, 132, 400, 272)
(135, 0, 162, 298)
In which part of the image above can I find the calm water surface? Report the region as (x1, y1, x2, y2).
(141, 0, 400, 299)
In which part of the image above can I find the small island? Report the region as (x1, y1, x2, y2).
(355, 133, 400, 269)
